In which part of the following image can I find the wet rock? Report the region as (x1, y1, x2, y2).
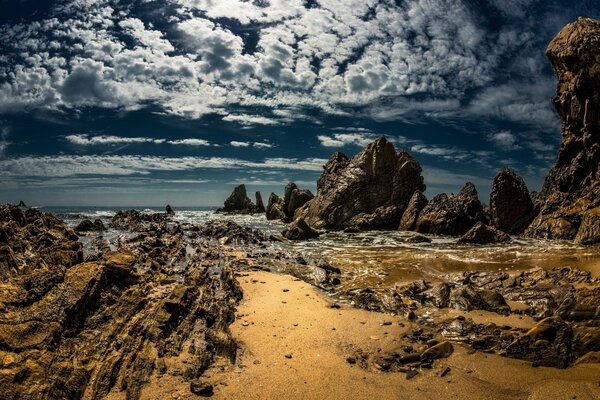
(266, 193, 286, 221)
(194, 220, 269, 245)
(405, 234, 432, 243)
(282, 218, 320, 241)
(489, 167, 535, 234)
(218, 184, 261, 214)
(399, 190, 428, 231)
(17, 200, 27, 207)
(526, 18, 600, 243)
(165, 204, 175, 215)
(505, 317, 575, 368)
(110, 209, 170, 231)
(458, 222, 511, 244)
(287, 188, 314, 219)
(449, 286, 510, 315)
(414, 183, 488, 236)
(74, 218, 106, 233)
(190, 381, 214, 397)
(421, 341, 454, 361)
(297, 138, 425, 231)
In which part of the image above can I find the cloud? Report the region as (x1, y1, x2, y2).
(253, 142, 274, 149)
(230, 141, 250, 147)
(317, 128, 379, 147)
(222, 114, 280, 126)
(487, 131, 522, 151)
(168, 138, 211, 146)
(0, 127, 9, 157)
(65, 134, 211, 146)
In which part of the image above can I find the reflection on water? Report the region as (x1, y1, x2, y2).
(45, 207, 600, 291)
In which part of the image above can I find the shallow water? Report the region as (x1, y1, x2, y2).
(44, 207, 600, 290)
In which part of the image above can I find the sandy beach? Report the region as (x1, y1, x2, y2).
(138, 270, 600, 400)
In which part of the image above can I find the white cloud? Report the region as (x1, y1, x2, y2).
(318, 129, 379, 147)
(230, 141, 250, 147)
(65, 134, 211, 146)
(253, 142, 274, 149)
(0, 127, 9, 157)
(223, 114, 280, 126)
(487, 131, 522, 151)
(168, 138, 211, 146)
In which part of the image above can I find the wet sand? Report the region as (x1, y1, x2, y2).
(178, 271, 600, 400)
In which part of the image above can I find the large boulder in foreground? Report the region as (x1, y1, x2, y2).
(414, 183, 487, 236)
(458, 222, 511, 244)
(218, 184, 261, 214)
(490, 167, 534, 234)
(297, 137, 425, 230)
(525, 18, 600, 244)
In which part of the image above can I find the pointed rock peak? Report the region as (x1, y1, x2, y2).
(459, 182, 478, 198)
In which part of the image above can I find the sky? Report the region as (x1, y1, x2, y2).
(0, 0, 598, 207)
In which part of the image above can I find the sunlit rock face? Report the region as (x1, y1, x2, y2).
(297, 137, 426, 231)
(526, 18, 600, 244)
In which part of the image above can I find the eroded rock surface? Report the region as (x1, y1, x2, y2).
(526, 18, 600, 244)
(218, 184, 261, 214)
(458, 222, 511, 244)
(297, 137, 425, 231)
(490, 167, 534, 234)
(414, 183, 488, 236)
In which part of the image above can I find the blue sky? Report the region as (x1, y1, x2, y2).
(0, 0, 598, 207)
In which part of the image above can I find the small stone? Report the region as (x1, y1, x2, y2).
(283, 289, 289, 292)
(330, 304, 341, 309)
(190, 381, 213, 397)
(406, 370, 419, 380)
(285, 353, 293, 359)
(370, 336, 380, 340)
(241, 321, 250, 327)
(346, 357, 357, 365)
(253, 360, 261, 365)
(381, 321, 392, 326)
(440, 366, 451, 377)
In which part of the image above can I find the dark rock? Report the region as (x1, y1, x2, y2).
(195, 220, 269, 245)
(458, 222, 511, 244)
(111, 209, 170, 231)
(449, 286, 510, 314)
(405, 234, 432, 243)
(218, 184, 260, 214)
(17, 201, 26, 207)
(165, 204, 175, 215)
(75, 218, 106, 233)
(282, 218, 320, 241)
(190, 381, 214, 397)
(489, 167, 535, 234)
(255, 191, 265, 213)
(297, 138, 425, 231)
(399, 190, 428, 231)
(266, 193, 286, 221)
(414, 183, 488, 236)
(526, 18, 600, 244)
(405, 369, 419, 379)
(287, 188, 314, 220)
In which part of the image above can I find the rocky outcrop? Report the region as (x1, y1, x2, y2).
(266, 193, 286, 220)
(297, 138, 425, 231)
(255, 191, 265, 212)
(526, 18, 600, 244)
(282, 218, 320, 240)
(398, 190, 428, 231)
(458, 222, 511, 244)
(110, 209, 170, 231)
(218, 184, 261, 214)
(75, 218, 106, 233)
(287, 188, 314, 220)
(489, 167, 534, 234)
(165, 204, 175, 215)
(414, 183, 487, 236)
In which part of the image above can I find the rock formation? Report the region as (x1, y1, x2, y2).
(526, 18, 600, 244)
(255, 191, 265, 212)
(265, 183, 314, 222)
(282, 218, 320, 240)
(398, 190, 428, 231)
(218, 184, 262, 214)
(165, 204, 175, 215)
(75, 218, 106, 233)
(414, 183, 487, 236)
(266, 193, 286, 220)
(297, 137, 425, 231)
(458, 222, 511, 244)
(489, 167, 534, 234)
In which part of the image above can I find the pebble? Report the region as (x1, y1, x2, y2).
(190, 381, 213, 397)
(283, 289, 290, 292)
(406, 370, 419, 380)
(285, 353, 293, 359)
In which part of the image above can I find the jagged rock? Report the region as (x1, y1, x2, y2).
(414, 183, 488, 236)
(165, 204, 175, 215)
(282, 218, 320, 240)
(458, 222, 511, 244)
(449, 286, 510, 314)
(405, 234, 432, 243)
(111, 209, 170, 231)
(194, 220, 269, 245)
(74, 218, 106, 233)
(17, 201, 26, 207)
(287, 188, 314, 220)
(255, 191, 265, 213)
(266, 193, 286, 221)
(526, 18, 600, 244)
(399, 190, 428, 231)
(489, 167, 535, 234)
(297, 138, 425, 230)
(218, 184, 260, 214)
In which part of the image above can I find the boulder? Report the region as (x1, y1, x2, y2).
(489, 167, 534, 234)
(526, 18, 600, 244)
(399, 190, 428, 231)
(414, 183, 487, 236)
(282, 218, 320, 240)
(297, 137, 425, 230)
(165, 204, 175, 215)
(458, 222, 511, 244)
(75, 218, 106, 233)
(287, 188, 314, 220)
(218, 184, 260, 214)
(266, 193, 286, 221)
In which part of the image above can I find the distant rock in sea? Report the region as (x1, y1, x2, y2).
(296, 137, 425, 231)
(266, 182, 314, 222)
(218, 184, 262, 214)
(165, 204, 175, 215)
(525, 17, 600, 244)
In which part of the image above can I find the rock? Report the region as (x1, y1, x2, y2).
(449, 286, 510, 314)
(111, 209, 170, 231)
(190, 381, 214, 397)
(255, 191, 265, 213)
(297, 137, 425, 231)
(166, 204, 175, 215)
(421, 341, 454, 361)
(17, 201, 26, 207)
(405, 234, 432, 243)
(195, 220, 269, 245)
(74, 218, 106, 233)
(458, 222, 511, 244)
(266, 193, 286, 220)
(282, 218, 320, 240)
(399, 190, 428, 231)
(414, 183, 488, 236)
(526, 18, 600, 244)
(218, 184, 260, 214)
(287, 188, 314, 220)
(489, 167, 535, 234)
